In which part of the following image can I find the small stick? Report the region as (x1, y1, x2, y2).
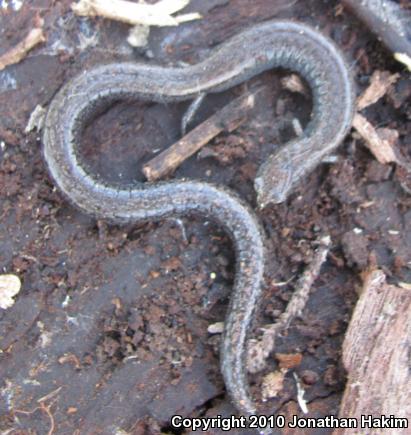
(247, 235, 331, 374)
(142, 88, 263, 181)
(0, 27, 45, 72)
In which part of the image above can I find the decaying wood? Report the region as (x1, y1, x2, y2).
(142, 89, 262, 181)
(353, 70, 404, 166)
(356, 70, 400, 111)
(353, 113, 399, 164)
(335, 269, 411, 434)
(0, 27, 45, 72)
(72, 0, 201, 26)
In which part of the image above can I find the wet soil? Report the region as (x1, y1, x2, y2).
(0, 0, 410, 434)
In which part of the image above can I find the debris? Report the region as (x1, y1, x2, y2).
(58, 353, 82, 369)
(14, 402, 55, 435)
(394, 53, 411, 72)
(207, 322, 224, 334)
(337, 269, 411, 432)
(300, 369, 319, 385)
(247, 236, 331, 374)
(261, 371, 285, 401)
(293, 372, 309, 414)
(0, 27, 45, 71)
(127, 24, 151, 48)
(356, 70, 400, 111)
(0, 274, 21, 309)
(72, 0, 201, 27)
(281, 74, 308, 96)
(275, 352, 302, 369)
(341, 229, 369, 269)
(25, 105, 46, 133)
(352, 70, 411, 171)
(37, 386, 63, 403)
(143, 88, 263, 181)
(398, 282, 411, 291)
(38, 324, 53, 348)
(181, 93, 206, 135)
(353, 113, 399, 164)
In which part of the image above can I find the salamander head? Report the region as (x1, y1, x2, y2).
(254, 156, 293, 208)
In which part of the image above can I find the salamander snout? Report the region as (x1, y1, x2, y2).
(254, 153, 293, 208)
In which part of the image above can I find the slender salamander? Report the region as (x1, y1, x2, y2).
(342, 0, 411, 60)
(42, 20, 354, 417)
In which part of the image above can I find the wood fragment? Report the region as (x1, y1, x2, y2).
(293, 372, 309, 414)
(353, 113, 398, 164)
(0, 274, 21, 309)
(0, 27, 45, 72)
(281, 74, 308, 96)
(261, 371, 286, 401)
(356, 70, 400, 111)
(394, 52, 411, 72)
(207, 322, 225, 334)
(25, 105, 46, 133)
(275, 352, 302, 369)
(352, 69, 411, 172)
(72, 0, 201, 27)
(334, 269, 411, 434)
(142, 89, 263, 181)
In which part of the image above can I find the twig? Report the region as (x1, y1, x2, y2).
(142, 88, 264, 181)
(37, 386, 63, 403)
(0, 27, 45, 71)
(247, 235, 331, 374)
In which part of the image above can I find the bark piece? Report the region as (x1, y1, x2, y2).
(0, 28, 45, 71)
(356, 70, 400, 111)
(353, 113, 398, 164)
(335, 269, 411, 434)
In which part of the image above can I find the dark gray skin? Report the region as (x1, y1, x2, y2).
(42, 20, 354, 420)
(342, 0, 411, 58)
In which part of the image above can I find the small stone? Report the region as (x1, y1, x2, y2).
(207, 322, 224, 334)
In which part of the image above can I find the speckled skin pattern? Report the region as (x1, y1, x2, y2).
(42, 20, 354, 417)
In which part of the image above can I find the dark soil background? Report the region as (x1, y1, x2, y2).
(0, 0, 410, 434)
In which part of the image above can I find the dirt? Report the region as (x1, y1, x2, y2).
(0, 0, 410, 434)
